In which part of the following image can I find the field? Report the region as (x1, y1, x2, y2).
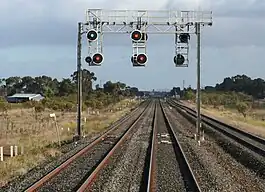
(183, 101, 265, 138)
(0, 99, 139, 186)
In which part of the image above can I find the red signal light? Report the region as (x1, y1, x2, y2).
(92, 53, 103, 64)
(131, 30, 142, 41)
(137, 53, 147, 64)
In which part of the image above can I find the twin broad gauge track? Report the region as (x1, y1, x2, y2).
(23, 100, 200, 192)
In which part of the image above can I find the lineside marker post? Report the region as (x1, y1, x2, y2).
(0, 147, 3, 161)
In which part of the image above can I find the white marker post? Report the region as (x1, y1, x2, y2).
(14, 146, 18, 156)
(10, 146, 13, 157)
(0, 147, 3, 161)
(50, 113, 61, 146)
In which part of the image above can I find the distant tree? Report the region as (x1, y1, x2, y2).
(129, 87, 139, 95)
(169, 87, 181, 96)
(184, 89, 195, 100)
(58, 78, 75, 96)
(215, 74, 265, 99)
(103, 81, 118, 94)
(71, 69, 97, 95)
(95, 84, 100, 90)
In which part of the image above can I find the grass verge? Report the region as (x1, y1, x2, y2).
(182, 101, 265, 138)
(0, 99, 140, 186)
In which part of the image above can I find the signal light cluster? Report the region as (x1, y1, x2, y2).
(85, 53, 104, 66)
(85, 29, 191, 67)
(173, 33, 191, 66)
(131, 30, 148, 66)
(85, 29, 104, 65)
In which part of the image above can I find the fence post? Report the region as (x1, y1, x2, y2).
(10, 146, 13, 157)
(0, 147, 3, 161)
(14, 146, 18, 156)
(21, 146, 24, 155)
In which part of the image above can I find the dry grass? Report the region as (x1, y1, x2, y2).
(182, 101, 265, 138)
(0, 99, 140, 186)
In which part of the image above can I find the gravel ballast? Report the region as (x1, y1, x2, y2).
(88, 103, 155, 191)
(156, 103, 186, 192)
(1, 103, 147, 192)
(37, 104, 148, 192)
(164, 103, 265, 192)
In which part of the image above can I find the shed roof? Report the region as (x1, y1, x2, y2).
(8, 93, 42, 98)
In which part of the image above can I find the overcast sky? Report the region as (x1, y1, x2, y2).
(0, 0, 264, 90)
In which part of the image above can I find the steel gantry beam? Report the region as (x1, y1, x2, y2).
(84, 9, 212, 34)
(74, 9, 213, 144)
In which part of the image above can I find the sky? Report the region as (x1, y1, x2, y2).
(0, 0, 265, 90)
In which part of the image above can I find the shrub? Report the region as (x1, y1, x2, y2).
(236, 102, 249, 118)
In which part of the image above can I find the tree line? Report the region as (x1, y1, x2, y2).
(0, 69, 142, 111)
(170, 74, 265, 99)
(0, 69, 141, 98)
(169, 74, 265, 118)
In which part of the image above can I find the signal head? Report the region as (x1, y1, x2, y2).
(137, 53, 148, 65)
(174, 54, 185, 65)
(92, 53, 104, 65)
(179, 33, 190, 43)
(131, 30, 142, 42)
(87, 29, 98, 41)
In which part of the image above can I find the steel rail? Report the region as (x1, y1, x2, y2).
(168, 99, 265, 156)
(160, 100, 202, 192)
(146, 100, 158, 192)
(76, 100, 154, 191)
(25, 100, 150, 192)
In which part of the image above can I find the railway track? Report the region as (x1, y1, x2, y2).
(163, 100, 265, 191)
(24, 100, 151, 192)
(168, 99, 265, 157)
(10, 98, 264, 191)
(147, 100, 201, 192)
(77, 100, 155, 191)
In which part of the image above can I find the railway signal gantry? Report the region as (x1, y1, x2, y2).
(74, 9, 213, 144)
